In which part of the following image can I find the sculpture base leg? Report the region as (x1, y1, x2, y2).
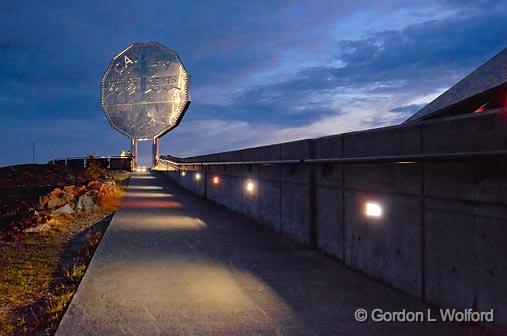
(152, 138, 159, 168)
(130, 138, 138, 171)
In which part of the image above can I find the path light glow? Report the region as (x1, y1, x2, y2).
(212, 176, 220, 185)
(195, 173, 201, 181)
(128, 186, 163, 190)
(181, 171, 186, 177)
(365, 202, 382, 218)
(246, 180, 255, 193)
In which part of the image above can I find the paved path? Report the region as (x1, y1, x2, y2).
(57, 172, 481, 335)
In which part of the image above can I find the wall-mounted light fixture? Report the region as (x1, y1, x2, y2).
(365, 201, 382, 218)
(246, 180, 255, 193)
(181, 171, 186, 177)
(195, 173, 201, 181)
(212, 176, 220, 185)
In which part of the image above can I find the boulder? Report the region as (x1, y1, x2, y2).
(24, 223, 51, 233)
(62, 191, 74, 203)
(47, 197, 67, 209)
(87, 180, 102, 190)
(53, 203, 75, 215)
(76, 190, 99, 212)
(75, 185, 87, 196)
(99, 181, 116, 200)
(40, 187, 75, 209)
(63, 185, 75, 194)
(39, 188, 62, 209)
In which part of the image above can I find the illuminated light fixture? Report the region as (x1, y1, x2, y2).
(181, 171, 186, 177)
(474, 101, 489, 113)
(212, 176, 220, 185)
(246, 180, 255, 193)
(195, 173, 201, 181)
(365, 202, 382, 218)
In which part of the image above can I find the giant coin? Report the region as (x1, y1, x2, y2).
(101, 41, 190, 139)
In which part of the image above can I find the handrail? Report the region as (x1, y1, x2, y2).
(50, 156, 130, 162)
(49, 156, 134, 171)
(159, 150, 507, 167)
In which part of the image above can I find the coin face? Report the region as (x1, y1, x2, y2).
(101, 41, 190, 139)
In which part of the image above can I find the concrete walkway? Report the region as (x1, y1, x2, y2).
(57, 172, 481, 335)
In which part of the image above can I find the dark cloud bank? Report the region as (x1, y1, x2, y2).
(0, 1, 506, 165)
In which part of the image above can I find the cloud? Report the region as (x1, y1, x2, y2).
(389, 104, 424, 114)
(162, 2, 507, 157)
(276, 6, 507, 98)
(186, 1, 507, 131)
(1, 0, 507, 166)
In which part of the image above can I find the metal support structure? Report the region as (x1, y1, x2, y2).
(131, 138, 138, 170)
(152, 137, 160, 168)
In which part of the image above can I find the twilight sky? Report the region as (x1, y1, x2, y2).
(1, 0, 506, 167)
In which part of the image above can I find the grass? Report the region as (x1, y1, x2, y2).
(85, 230, 103, 248)
(46, 291, 74, 318)
(0, 218, 112, 335)
(0, 173, 127, 336)
(63, 262, 87, 283)
(0, 238, 60, 307)
(0, 238, 62, 335)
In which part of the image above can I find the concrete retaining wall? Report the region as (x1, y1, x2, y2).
(162, 111, 507, 334)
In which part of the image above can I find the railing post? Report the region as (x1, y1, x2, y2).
(204, 165, 208, 199)
(308, 139, 317, 250)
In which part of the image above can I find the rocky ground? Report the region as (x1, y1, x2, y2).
(0, 163, 128, 336)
